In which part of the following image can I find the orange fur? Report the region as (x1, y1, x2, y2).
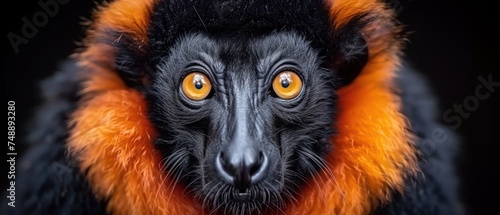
(68, 89, 199, 214)
(77, 44, 125, 94)
(94, 0, 154, 44)
(67, 0, 418, 214)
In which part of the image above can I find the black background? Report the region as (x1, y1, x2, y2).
(3, 0, 499, 214)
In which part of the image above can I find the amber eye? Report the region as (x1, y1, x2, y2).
(272, 71, 303, 99)
(181, 72, 212, 100)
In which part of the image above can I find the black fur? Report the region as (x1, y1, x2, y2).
(147, 0, 334, 63)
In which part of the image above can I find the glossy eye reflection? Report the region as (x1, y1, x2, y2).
(182, 72, 212, 100)
(272, 71, 303, 99)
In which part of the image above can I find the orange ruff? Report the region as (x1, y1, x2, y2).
(68, 0, 418, 214)
(69, 88, 199, 214)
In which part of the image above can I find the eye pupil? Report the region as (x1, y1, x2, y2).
(194, 81, 203, 89)
(281, 80, 290, 88)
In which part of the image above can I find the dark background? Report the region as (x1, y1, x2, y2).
(3, 0, 499, 214)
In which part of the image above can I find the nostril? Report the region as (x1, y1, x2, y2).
(250, 151, 265, 176)
(219, 151, 237, 175)
(215, 152, 234, 185)
(218, 151, 236, 176)
(220, 151, 227, 168)
(249, 151, 268, 184)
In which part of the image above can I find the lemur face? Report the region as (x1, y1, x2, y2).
(147, 32, 336, 213)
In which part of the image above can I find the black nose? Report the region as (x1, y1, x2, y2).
(216, 150, 268, 192)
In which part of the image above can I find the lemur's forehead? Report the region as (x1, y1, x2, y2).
(167, 32, 320, 70)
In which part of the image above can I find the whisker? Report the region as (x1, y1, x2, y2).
(155, 149, 187, 200)
(299, 147, 345, 201)
(202, 181, 221, 211)
(166, 150, 190, 205)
